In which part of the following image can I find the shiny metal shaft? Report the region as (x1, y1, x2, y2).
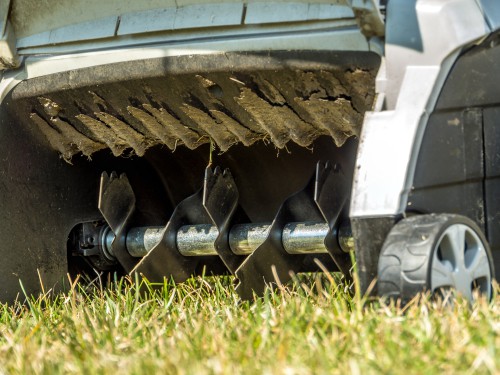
(105, 221, 342, 258)
(281, 222, 329, 254)
(177, 222, 329, 256)
(176, 224, 219, 256)
(127, 227, 165, 257)
(176, 223, 265, 256)
(229, 223, 271, 255)
(104, 226, 165, 258)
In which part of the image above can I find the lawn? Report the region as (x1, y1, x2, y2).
(0, 273, 498, 374)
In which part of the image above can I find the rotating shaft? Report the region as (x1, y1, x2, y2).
(103, 221, 353, 259)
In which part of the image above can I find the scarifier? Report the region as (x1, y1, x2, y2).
(0, 0, 498, 302)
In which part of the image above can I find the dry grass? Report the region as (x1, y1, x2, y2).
(0, 274, 498, 374)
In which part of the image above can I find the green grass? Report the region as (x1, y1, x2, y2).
(0, 274, 498, 374)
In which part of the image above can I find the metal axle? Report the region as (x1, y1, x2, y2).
(103, 221, 353, 259)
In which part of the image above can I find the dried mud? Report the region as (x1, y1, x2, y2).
(28, 68, 375, 162)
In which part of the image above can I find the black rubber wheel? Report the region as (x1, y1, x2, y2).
(378, 214, 495, 302)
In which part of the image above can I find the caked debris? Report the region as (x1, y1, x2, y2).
(28, 68, 375, 162)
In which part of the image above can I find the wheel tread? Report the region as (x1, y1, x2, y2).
(378, 215, 443, 301)
(377, 214, 491, 302)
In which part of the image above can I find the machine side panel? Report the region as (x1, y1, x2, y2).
(435, 33, 500, 111)
(484, 107, 500, 276)
(410, 34, 500, 280)
(0, 95, 101, 301)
